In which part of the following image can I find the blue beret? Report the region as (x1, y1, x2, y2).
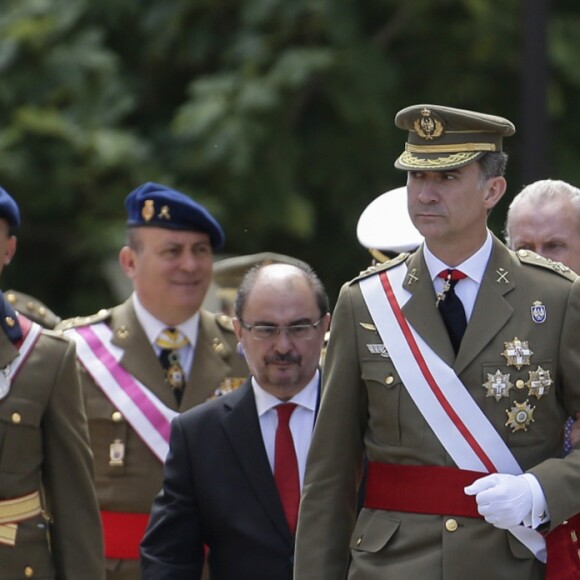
(124, 182, 225, 250)
(0, 186, 20, 228)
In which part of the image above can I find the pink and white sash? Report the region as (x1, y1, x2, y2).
(359, 262, 546, 561)
(65, 323, 177, 462)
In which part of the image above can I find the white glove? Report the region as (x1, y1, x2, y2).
(464, 473, 533, 529)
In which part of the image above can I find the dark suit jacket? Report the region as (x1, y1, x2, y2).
(140, 379, 304, 580)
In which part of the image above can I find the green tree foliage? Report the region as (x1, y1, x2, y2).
(0, 0, 576, 315)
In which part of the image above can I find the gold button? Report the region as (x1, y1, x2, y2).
(516, 379, 525, 390)
(385, 375, 394, 385)
(356, 536, 362, 546)
(445, 519, 458, 532)
(11, 412, 21, 424)
(112, 411, 123, 422)
(24, 567, 34, 577)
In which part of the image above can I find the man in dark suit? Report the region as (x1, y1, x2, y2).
(57, 182, 248, 579)
(140, 261, 330, 580)
(295, 105, 580, 579)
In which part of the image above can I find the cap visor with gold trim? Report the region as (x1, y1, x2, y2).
(394, 104, 515, 172)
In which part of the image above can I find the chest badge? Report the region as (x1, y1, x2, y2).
(501, 337, 533, 369)
(506, 400, 535, 432)
(531, 301, 547, 324)
(482, 370, 513, 401)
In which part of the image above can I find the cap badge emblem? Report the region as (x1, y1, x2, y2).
(142, 199, 155, 222)
(158, 205, 171, 220)
(414, 108, 444, 141)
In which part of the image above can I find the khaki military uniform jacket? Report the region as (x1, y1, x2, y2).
(295, 237, 580, 580)
(0, 323, 103, 579)
(57, 298, 248, 579)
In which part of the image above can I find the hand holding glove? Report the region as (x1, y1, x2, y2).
(464, 473, 533, 529)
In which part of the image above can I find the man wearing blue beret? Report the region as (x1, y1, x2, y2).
(0, 186, 104, 578)
(58, 182, 248, 580)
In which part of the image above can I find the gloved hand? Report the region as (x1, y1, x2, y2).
(464, 473, 533, 529)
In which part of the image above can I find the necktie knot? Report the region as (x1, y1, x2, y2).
(156, 327, 189, 350)
(275, 403, 297, 425)
(438, 269, 467, 282)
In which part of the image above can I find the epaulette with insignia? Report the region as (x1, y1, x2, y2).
(351, 252, 410, 285)
(5, 289, 61, 329)
(0, 292, 22, 343)
(215, 313, 235, 332)
(515, 249, 577, 282)
(55, 308, 112, 332)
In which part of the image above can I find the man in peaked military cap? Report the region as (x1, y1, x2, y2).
(295, 104, 580, 579)
(57, 182, 248, 580)
(0, 185, 104, 578)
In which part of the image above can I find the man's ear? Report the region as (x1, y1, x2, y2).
(118, 246, 135, 277)
(483, 176, 507, 209)
(4, 235, 16, 265)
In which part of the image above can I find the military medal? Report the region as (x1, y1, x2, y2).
(109, 439, 125, 467)
(506, 400, 535, 432)
(436, 276, 452, 307)
(526, 366, 553, 399)
(501, 337, 533, 370)
(210, 377, 246, 399)
(165, 352, 185, 391)
(482, 370, 513, 401)
(531, 301, 546, 324)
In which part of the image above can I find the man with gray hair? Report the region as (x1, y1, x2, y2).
(504, 179, 580, 275)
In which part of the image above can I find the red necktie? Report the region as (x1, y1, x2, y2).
(274, 403, 300, 535)
(437, 269, 467, 354)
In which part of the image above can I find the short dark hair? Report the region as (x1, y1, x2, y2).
(477, 151, 509, 183)
(234, 261, 329, 320)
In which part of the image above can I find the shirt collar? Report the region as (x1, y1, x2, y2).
(131, 293, 200, 347)
(252, 369, 320, 418)
(423, 229, 493, 284)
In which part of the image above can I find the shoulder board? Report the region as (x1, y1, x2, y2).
(55, 308, 112, 332)
(215, 313, 235, 332)
(5, 289, 61, 330)
(350, 252, 410, 285)
(515, 249, 577, 282)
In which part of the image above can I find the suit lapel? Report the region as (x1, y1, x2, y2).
(402, 248, 456, 367)
(454, 238, 515, 374)
(221, 382, 293, 544)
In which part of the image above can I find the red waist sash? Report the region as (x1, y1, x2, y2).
(100, 510, 149, 560)
(364, 462, 580, 579)
(364, 462, 483, 518)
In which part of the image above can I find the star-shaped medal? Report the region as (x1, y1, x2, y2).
(483, 370, 513, 402)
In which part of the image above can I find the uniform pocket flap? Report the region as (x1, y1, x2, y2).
(0, 397, 43, 427)
(349, 508, 401, 553)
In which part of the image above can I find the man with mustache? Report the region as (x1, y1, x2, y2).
(140, 261, 330, 580)
(57, 182, 248, 580)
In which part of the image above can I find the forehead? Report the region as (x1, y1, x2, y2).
(136, 227, 211, 245)
(244, 269, 318, 320)
(512, 198, 579, 232)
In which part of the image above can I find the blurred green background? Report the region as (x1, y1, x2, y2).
(0, 0, 577, 315)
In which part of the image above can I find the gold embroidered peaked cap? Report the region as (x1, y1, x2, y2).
(394, 104, 515, 171)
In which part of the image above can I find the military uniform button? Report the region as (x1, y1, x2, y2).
(445, 519, 458, 532)
(516, 379, 525, 390)
(356, 536, 363, 546)
(518, 250, 529, 258)
(112, 411, 123, 422)
(11, 412, 21, 424)
(385, 375, 394, 385)
(24, 567, 34, 577)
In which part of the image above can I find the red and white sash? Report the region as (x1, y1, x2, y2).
(359, 262, 546, 561)
(65, 323, 178, 462)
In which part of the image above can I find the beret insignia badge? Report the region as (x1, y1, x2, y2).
(142, 199, 155, 222)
